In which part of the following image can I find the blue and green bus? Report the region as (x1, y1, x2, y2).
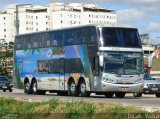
(13, 24, 144, 98)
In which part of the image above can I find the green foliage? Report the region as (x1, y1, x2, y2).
(65, 101, 96, 119)
(0, 39, 13, 78)
(49, 99, 59, 110)
(0, 97, 159, 119)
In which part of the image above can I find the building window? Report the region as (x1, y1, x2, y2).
(36, 22, 38, 25)
(36, 16, 38, 19)
(4, 35, 6, 38)
(3, 17, 6, 20)
(89, 15, 91, 17)
(61, 20, 63, 23)
(4, 29, 6, 32)
(36, 28, 38, 31)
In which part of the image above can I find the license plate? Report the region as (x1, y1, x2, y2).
(151, 88, 158, 91)
(2, 86, 7, 89)
(120, 87, 129, 91)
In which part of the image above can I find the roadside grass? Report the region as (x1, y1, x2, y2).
(0, 97, 159, 119)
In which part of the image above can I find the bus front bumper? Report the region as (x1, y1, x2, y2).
(100, 81, 143, 93)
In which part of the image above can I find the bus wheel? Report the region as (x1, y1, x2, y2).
(105, 92, 114, 98)
(32, 80, 46, 95)
(68, 80, 77, 96)
(79, 81, 90, 97)
(24, 81, 32, 94)
(133, 92, 142, 97)
(115, 92, 126, 98)
(32, 80, 38, 94)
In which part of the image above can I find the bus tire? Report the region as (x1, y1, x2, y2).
(133, 92, 142, 97)
(115, 92, 126, 98)
(24, 81, 32, 94)
(31, 80, 46, 95)
(79, 81, 90, 97)
(105, 92, 114, 98)
(68, 80, 77, 96)
(32, 80, 38, 94)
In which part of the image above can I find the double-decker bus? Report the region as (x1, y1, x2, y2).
(13, 24, 144, 98)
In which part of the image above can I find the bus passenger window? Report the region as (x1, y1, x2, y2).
(33, 42, 38, 47)
(52, 32, 62, 46)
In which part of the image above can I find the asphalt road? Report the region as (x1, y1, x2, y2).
(0, 89, 160, 112)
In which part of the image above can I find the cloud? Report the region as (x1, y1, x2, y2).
(147, 22, 160, 33)
(0, 0, 16, 11)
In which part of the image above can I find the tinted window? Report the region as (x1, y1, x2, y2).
(64, 30, 75, 45)
(65, 58, 83, 73)
(49, 60, 60, 73)
(31, 34, 42, 48)
(85, 27, 97, 45)
(0, 77, 8, 81)
(38, 60, 60, 74)
(102, 28, 141, 48)
(37, 61, 50, 74)
(75, 28, 86, 44)
(42, 33, 52, 47)
(144, 73, 153, 80)
(15, 36, 24, 50)
(25, 35, 32, 49)
(75, 27, 97, 45)
(52, 31, 62, 46)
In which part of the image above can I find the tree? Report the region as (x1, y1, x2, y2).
(0, 39, 13, 79)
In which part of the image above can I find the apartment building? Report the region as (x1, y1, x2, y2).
(0, 2, 117, 42)
(0, 8, 15, 42)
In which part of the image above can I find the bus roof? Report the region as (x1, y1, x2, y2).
(15, 24, 136, 37)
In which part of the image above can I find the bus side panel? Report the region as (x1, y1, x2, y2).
(64, 45, 93, 91)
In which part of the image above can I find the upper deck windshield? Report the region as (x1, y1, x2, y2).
(101, 27, 141, 48)
(103, 52, 143, 75)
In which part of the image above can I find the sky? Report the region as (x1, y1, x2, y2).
(0, 0, 160, 43)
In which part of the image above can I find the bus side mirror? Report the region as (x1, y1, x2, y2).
(99, 55, 104, 67)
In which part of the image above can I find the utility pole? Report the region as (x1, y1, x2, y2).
(15, 5, 19, 35)
(15, 4, 31, 35)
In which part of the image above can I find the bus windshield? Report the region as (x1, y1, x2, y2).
(103, 52, 143, 75)
(101, 27, 141, 48)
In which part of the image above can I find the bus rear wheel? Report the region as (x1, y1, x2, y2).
(79, 81, 90, 97)
(105, 92, 114, 98)
(115, 92, 126, 98)
(32, 80, 38, 94)
(24, 81, 32, 94)
(32, 80, 46, 95)
(68, 80, 77, 96)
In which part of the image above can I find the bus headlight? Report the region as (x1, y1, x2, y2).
(135, 78, 143, 83)
(102, 77, 113, 83)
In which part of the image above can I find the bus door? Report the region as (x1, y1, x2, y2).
(59, 58, 65, 90)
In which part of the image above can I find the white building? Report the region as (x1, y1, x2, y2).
(49, 3, 117, 29)
(0, 8, 15, 42)
(0, 2, 117, 42)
